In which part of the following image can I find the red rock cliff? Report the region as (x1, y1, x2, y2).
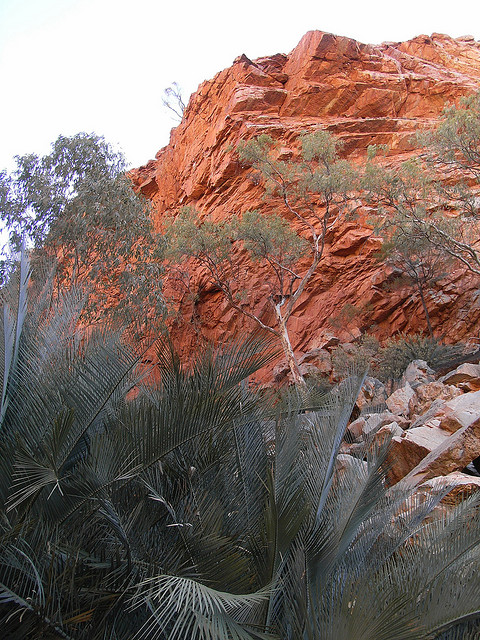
(131, 31, 480, 379)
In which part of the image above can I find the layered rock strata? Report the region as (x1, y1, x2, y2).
(131, 31, 480, 380)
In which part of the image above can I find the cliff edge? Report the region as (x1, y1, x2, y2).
(131, 31, 480, 377)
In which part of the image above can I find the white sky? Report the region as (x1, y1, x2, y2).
(1, 0, 480, 173)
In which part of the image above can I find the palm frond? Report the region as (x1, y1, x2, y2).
(131, 574, 272, 640)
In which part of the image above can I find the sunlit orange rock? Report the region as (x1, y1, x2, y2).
(131, 31, 480, 382)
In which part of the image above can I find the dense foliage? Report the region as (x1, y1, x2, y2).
(1, 263, 480, 638)
(0, 133, 162, 323)
(374, 333, 467, 383)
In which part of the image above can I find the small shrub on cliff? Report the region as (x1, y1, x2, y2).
(162, 81, 186, 122)
(332, 334, 380, 380)
(375, 332, 465, 382)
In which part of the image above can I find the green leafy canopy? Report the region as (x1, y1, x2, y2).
(0, 133, 163, 324)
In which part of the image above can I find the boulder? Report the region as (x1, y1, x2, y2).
(339, 440, 366, 458)
(416, 471, 480, 518)
(386, 425, 451, 485)
(361, 413, 386, 438)
(440, 363, 480, 391)
(401, 415, 480, 487)
(346, 416, 366, 441)
(361, 411, 408, 440)
(299, 361, 326, 378)
(311, 332, 340, 351)
(386, 383, 416, 416)
(401, 359, 435, 390)
(336, 453, 368, 477)
(409, 380, 462, 417)
(298, 348, 332, 374)
(438, 390, 480, 433)
(356, 376, 387, 412)
(371, 422, 404, 449)
(409, 400, 447, 429)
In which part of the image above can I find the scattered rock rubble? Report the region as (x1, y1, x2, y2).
(338, 357, 480, 503)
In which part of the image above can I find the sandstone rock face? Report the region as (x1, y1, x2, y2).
(132, 30, 480, 504)
(131, 31, 480, 381)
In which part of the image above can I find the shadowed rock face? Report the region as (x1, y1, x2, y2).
(131, 31, 480, 381)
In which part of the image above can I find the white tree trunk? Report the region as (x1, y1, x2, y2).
(273, 302, 305, 387)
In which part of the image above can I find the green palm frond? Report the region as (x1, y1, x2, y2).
(0, 243, 30, 424)
(1, 261, 480, 638)
(131, 574, 272, 640)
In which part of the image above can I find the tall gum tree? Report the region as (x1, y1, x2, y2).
(363, 92, 480, 293)
(164, 131, 359, 385)
(0, 133, 162, 326)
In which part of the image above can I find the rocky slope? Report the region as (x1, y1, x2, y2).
(132, 31, 480, 380)
(342, 358, 480, 500)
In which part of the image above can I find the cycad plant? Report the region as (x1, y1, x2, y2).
(0, 256, 276, 638)
(0, 259, 480, 639)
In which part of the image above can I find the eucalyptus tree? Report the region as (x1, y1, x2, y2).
(418, 91, 480, 274)
(364, 92, 480, 284)
(164, 206, 308, 384)
(164, 130, 359, 385)
(0, 133, 162, 324)
(236, 131, 359, 385)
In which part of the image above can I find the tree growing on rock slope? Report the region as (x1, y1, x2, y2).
(364, 92, 480, 332)
(375, 211, 451, 339)
(164, 130, 359, 386)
